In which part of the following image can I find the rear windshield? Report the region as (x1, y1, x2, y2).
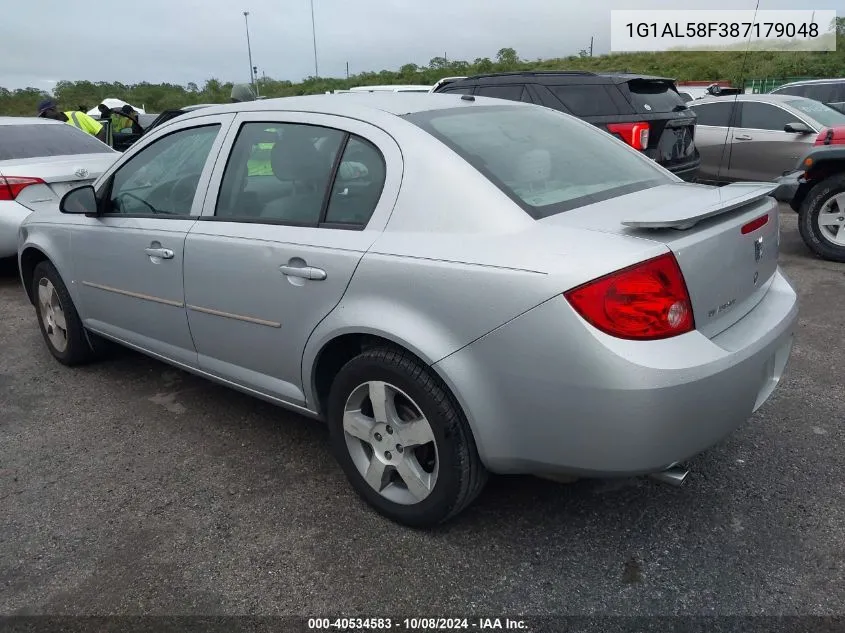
(786, 98, 845, 128)
(0, 123, 111, 161)
(405, 105, 669, 219)
(626, 80, 688, 113)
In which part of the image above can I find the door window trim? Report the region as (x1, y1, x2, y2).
(93, 113, 236, 220)
(198, 111, 399, 232)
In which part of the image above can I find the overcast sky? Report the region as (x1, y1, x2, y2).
(2, 0, 840, 91)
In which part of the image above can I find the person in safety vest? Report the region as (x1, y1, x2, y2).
(37, 99, 107, 143)
(97, 103, 142, 135)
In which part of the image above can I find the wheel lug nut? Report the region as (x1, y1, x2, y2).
(396, 444, 403, 453)
(374, 433, 382, 442)
(384, 451, 392, 460)
(386, 426, 393, 434)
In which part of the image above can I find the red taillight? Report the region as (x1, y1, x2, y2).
(607, 122, 650, 150)
(741, 214, 769, 235)
(0, 176, 46, 201)
(564, 253, 695, 341)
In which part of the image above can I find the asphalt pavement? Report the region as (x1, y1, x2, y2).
(0, 208, 843, 619)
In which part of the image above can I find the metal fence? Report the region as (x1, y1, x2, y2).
(744, 77, 817, 93)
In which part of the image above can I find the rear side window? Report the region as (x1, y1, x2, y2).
(476, 85, 526, 102)
(690, 102, 734, 127)
(0, 123, 111, 160)
(626, 80, 687, 113)
(405, 105, 669, 219)
(549, 85, 621, 116)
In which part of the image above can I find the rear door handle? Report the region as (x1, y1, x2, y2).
(279, 265, 327, 281)
(144, 247, 174, 259)
(734, 134, 752, 141)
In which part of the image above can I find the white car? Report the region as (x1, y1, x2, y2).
(0, 117, 118, 258)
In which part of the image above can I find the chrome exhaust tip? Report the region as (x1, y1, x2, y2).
(649, 464, 689, 487)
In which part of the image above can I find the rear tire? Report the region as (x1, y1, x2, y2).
(327, 346, 487, 527)
(32, 261, 99, 366)
(798, 173, 845, 263)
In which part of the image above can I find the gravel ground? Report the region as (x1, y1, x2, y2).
(0, 208, 843, 621)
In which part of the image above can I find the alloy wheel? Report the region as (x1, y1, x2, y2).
(342, 380, 439, 505)
(38, 278, 68, 353)
(818, 192, 845, 246)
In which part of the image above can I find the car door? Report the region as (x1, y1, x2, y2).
(727, 101, 815, 182)
(183, 112, 401, 406)
(71, 114, 235, 367)
(687, 100, 737, 183)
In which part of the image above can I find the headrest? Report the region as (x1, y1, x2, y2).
(270, 133, 325, 182)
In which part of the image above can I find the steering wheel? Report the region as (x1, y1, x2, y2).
(116, 191, 158, 215)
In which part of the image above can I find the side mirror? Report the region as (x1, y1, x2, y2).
(60, 185, 98, 215)
(784, 122, 813, 134)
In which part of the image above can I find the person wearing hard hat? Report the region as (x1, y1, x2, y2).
(37, 99, 107, 142)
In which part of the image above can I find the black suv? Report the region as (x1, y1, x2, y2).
(434, 71, 700, 180)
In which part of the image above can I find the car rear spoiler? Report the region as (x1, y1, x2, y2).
(621, 182, 777, 230)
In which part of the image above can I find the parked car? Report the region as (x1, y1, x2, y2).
(18, 94, 797, 527)
(433, 71, 700, 181)
(689, 94, 845, 184)
(773, 139, 845, 262)
(0, 116, 118, 258)
(770, 79, 845, 114)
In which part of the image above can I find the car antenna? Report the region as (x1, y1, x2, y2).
(461, 94, 475, 102)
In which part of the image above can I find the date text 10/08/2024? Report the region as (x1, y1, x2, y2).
(625, 21, 819, 39)
(307, 618, 529, 630)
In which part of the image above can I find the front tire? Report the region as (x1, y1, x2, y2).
(327, 346, 487, 527)
(798, 174, 845, 263)
(32, 261, 98, 366)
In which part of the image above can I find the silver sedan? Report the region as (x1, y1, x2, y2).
(18, 94, 798, 527)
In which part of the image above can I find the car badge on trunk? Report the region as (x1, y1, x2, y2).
(754, 236, 764, 263)
(74, 168, 89, 179)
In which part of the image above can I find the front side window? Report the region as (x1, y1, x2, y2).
(738, 103, 796, 131)
(405, 105, 669, 219)
(476, 85, 526, 102)
(106, 124, 220, 216)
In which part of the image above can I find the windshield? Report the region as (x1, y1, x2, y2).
(0, 123, 112, 161)
(786, 99, 845, 128)
(626, 79, 688, 114)
(405, 105, 669, 219)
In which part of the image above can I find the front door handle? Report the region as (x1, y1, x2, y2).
(734, 134, 752, 141)
(144, 247, 174, 259)
(280, 265, 327, 281)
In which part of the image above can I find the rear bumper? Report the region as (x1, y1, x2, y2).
(665, 158, 701, 182)
(0, 201, 32, 258)
(435, 269, 798, 476)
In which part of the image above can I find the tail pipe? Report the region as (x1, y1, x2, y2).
(649, 463, 689, 487)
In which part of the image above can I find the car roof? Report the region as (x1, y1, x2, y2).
(0, 116, 63, 126)
(174, 93, 523, 123)
(774, 78, 845, 88)
(452, 71, 676, 85)
(691, 94, 804, 105)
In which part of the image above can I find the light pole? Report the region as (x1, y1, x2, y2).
(243, 11, 256, 94)
(310, 0, 319, 78)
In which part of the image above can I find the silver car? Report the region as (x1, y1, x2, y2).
(0, 117, 118, 258)
(689, 94, 845, 184)
(18, 94, 798, 527)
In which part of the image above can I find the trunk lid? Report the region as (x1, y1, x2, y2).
(544, 182, 781, 339)
(0, 153, 117, 211)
